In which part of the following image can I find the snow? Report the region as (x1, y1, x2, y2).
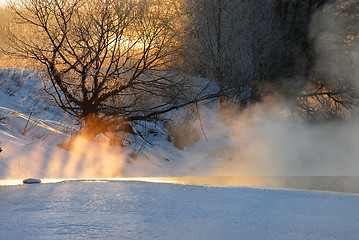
(1, 180, 359, 240)
(3, 67, 359, 180)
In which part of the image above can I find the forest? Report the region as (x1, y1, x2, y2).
(1, 0, 359, 147)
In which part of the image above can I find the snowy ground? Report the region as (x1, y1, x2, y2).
(0, 68, 222, 179)
(1, 180, 359, 240)
(2, 67, 359, 180)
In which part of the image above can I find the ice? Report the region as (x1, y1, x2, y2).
(1, 180, 359, 240)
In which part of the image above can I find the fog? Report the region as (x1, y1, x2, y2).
(194, 1, 359, 178)
(2, 1, 359, 193)
(203, 101, 359, 177)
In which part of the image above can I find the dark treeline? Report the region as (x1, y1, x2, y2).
(181, 0, 359, 119)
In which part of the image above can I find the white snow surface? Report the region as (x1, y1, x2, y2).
(1, 180, 359, 240)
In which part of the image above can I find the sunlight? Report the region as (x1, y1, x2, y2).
(0, 179, 22, 186)
(0, 177, 260, 187)
(128, 176, 274, 187)
(1, 131, 127, 180)
(0, 178, 75, 186)
(2, 176, 359, 194)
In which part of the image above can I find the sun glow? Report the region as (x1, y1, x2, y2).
(2, 131, 127, 181)
(3, 176, 359, 195)
(0, 177, 266, 187)
(0, 178, 74, 186)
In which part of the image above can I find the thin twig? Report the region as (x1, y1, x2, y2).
(22, 110, 33, 136)
(196, 103, 207, 141)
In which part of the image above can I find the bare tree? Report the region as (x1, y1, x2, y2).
(184, 0, 241, 96)
(184, 0, 301, 106)
(3, 0, 214, 141)
(185, 0, 358, 120)
(294, 0, 359, 119)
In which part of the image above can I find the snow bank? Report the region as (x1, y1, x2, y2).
(2, 66, 359, 191)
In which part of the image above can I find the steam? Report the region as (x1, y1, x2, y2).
(2, 133, 126, 179)
(311, 1, 359, 87)
(200, 1, 359, 177)
(2, 1, 359, 186)
(126, 1, 359, 179)
(204, 100, 359, 177)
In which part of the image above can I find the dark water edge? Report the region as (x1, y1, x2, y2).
(151, 176, 359, 194)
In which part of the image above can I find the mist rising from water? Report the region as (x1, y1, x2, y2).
(203, 101, 359, 177)
(2, 133, 126, 179)
(2, 1, 359, 185)
(194, 1, 359, 178)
